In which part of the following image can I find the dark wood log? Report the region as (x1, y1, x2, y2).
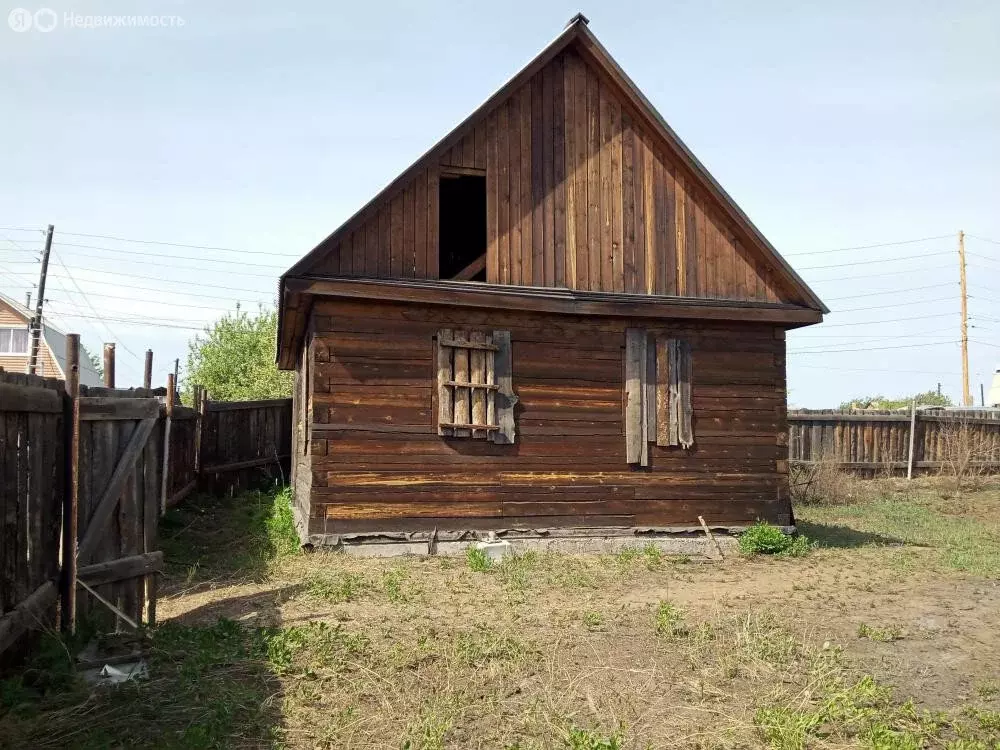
(78, 551, 163, 587)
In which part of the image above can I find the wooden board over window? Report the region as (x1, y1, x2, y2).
(625, 329, 693, 466)
(437, 329, 517, 443)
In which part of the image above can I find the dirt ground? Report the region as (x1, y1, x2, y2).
(3, 478, 999, 749)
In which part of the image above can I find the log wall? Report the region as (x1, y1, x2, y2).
(303, 298, 790, 538)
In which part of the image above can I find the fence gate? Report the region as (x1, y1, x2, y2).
(74, 396, 163, 630)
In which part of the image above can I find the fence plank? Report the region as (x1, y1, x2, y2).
(77, 418, 157, 562)
(789, 409, 1000, 473)
(0, 384, 62, 413)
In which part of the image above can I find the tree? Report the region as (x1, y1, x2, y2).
(87, 350, 104, 380)
(185, 307, 292, 402)
(838, 390, 954, 410)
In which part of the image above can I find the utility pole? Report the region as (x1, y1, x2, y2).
(958, 230, 971, 406)
(27, 224, 54, 375)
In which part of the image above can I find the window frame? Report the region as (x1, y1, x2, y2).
(0, 325, 30, 355)
(436, 328, 516, 443)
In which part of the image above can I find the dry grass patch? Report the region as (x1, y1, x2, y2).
(3, 484, 1000, 748)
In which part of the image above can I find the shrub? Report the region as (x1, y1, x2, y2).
(739, 522, 811, 557)
(466, 546, 492, 572)
(654, 600, 688, 638)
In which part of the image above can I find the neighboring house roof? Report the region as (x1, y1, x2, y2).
(0, 291, 103, 386)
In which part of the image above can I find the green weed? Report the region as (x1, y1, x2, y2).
(654, 600, 688, 638)
(858, 623, 903, 642)
(305, 571, 366, 603)
(564, 726, 623, 750)
(739, 522, 811, 557)
(382, 567, 417, 603)
(466, 546, 492, 572)
(583, 611, 604, 630)
(454, 627, 531, 667)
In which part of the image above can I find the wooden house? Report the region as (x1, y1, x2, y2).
(277, 16, 827, 548)
(0, 292, 102, 385)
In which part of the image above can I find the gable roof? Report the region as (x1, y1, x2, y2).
(0, 291, 104, 386)
(282, 15, 827, 314)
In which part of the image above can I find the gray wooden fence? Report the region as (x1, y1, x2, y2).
(788, 408, 1000, 473)
(0, 372, 293, 661)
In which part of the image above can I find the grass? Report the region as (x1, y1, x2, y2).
(739, 521, 813, 557)
(798, 479, 1000, 577)
(3, 479, 999, 748)
(858, 622, 904, 642)
(159, 484, 300, 586)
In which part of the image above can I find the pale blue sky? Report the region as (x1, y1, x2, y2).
(1, 0, 997, 404)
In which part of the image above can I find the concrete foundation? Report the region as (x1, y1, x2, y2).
(301, 525, 790, 558)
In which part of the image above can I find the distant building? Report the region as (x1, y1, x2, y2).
(0, 292, 102, 385)
(989, 368, 1000, 408)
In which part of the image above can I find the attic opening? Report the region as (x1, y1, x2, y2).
(439, 172, 486, 281)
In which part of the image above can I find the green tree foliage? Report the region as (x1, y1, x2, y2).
(185, 307, 292, 402)
(87, 350, 103, 379)
(838, 390, 954, 410)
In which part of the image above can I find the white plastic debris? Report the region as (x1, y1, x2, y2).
(474, 533, 513, 563)
(82, 660, 148, 686)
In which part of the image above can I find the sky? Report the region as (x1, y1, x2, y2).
(1, 0, 998, 405)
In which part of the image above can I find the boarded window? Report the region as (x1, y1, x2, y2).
(436, 329, 516, 443)
(625, 328, 693, 465)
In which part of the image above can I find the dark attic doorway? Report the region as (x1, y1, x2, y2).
(439, 173, 487, 281)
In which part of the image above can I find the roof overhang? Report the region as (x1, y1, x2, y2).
(277, 276, 822, 369)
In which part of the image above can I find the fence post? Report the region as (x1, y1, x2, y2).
(159, 374, 175, 515)
(906, 400, 917, 480)
(102, 343, 115, 388)
(61, 334, 81, 634)
(194, 386, 206, 476)
(143, 350, 153, 390)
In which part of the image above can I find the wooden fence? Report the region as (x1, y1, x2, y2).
(789, 408, 1000, 473)
(0, 365, 293, 660)
(199, 398, 292, 494)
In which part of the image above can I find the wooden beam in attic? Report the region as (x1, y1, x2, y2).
(451, 253, 487, 281)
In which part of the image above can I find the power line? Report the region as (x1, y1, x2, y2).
(789, 326, 956, 341)
(0, 262, 39, 287)
(54, 241, 289, 269)
(47, 284, 244, 313)
(45, 270, 272, 303)
(791, 339, 958, 355)
(833, 295, 957, 314)
(823, 282, 954, 301)
(967, 234, 1000, 246)
(783, 234, 953, 257)
(55, 230, 298, 257)
(42, 310, 204, 331)
(51, 251, 142, 360)
(968, 253, 1000, 266)
(46, 262, 277, 295)
(794, 364, 962, 375)
(797, 251, 952, 271)
(37, 251, 282, 279)
(806, 264, 952, 283)
(818, 312, 957, 328)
